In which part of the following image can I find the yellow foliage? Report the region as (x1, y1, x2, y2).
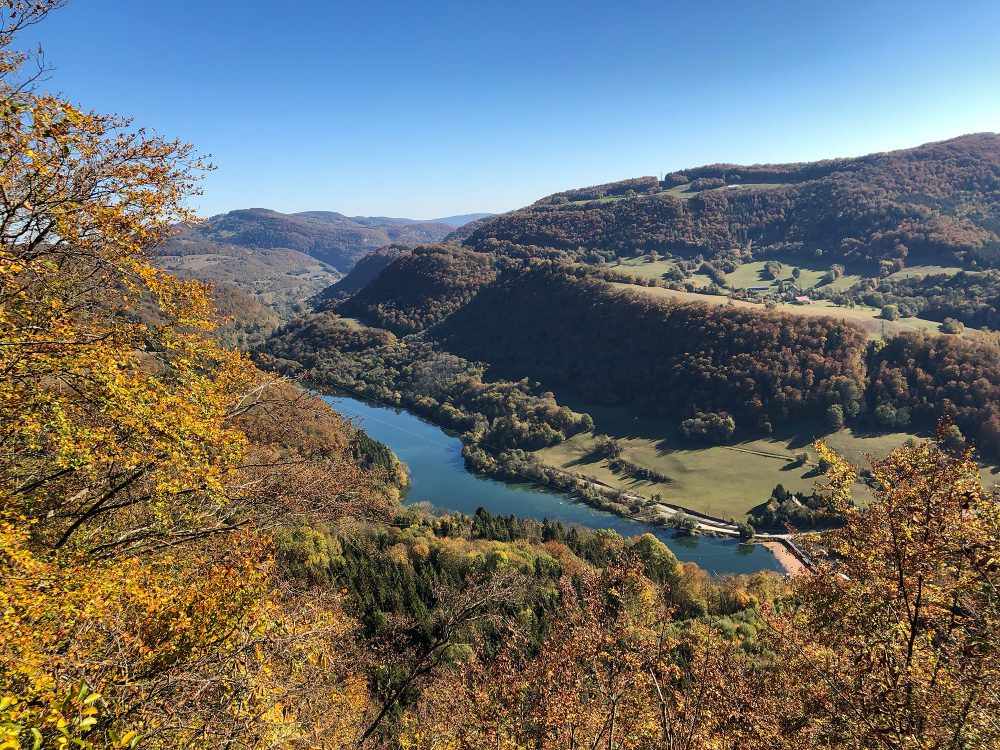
(0, 4, 377, 747)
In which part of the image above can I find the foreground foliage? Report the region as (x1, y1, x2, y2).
(391, 434, 1000, 750)
(3, 5, 999, 749)
(1, 5, 381, 745)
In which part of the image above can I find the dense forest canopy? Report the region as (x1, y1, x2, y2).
(434, 264, 870, 432)
(275, 240, 1000, 459)
(333, 245, 500, 333)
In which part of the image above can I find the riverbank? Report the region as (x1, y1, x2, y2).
(321, 385, 815, 575)
(469, 443, 822, 577)
(321, 392, 786, 575)
(759, 541, 808, 575)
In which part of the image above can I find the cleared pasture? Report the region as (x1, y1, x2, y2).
(608, 281, 984, 341)
(535, 392, 999, 518)
(886, 264, 963, 279)
(532, 394, 930, 518)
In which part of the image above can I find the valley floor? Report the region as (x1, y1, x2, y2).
(531, 392, 1000, 522)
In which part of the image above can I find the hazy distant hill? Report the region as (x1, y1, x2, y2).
(310, 245, 408, 309)
(154, 225, 340, 318)
(465, 133, 1000, 270)
(154, 208, 479, 317)
(428, 212, 495, 227)
(297, 211, 492, 228)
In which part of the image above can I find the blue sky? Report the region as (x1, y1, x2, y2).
(16, 0, 1000, 218)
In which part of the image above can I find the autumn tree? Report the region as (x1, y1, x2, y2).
(0, 3, 383, 747)
(768, 428, 1000, 749)
(399, 550, 783, 750)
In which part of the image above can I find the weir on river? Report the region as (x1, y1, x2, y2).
(324, 394, 782, 575)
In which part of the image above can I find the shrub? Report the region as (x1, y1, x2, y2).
(679, 412, 736, 444)
(941, 423, 965, 450)
(874, 403, 911, 429)
(880, 304, 900, 321)
(940, 317, 964, 334)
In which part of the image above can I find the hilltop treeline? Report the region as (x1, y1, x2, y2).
(435, 264, 870, 432)
(467, 133, 1000, 269)
(334, 244, 499, 333)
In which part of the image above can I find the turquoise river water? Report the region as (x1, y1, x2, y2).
(324, 394, 781, 575)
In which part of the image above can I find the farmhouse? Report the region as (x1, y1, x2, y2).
(794, 295, 813, 305)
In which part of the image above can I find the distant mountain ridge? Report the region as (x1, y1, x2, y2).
(292, 211, 493, 229)
(154, 208, 488, 319)
(182, 208, 454, 270)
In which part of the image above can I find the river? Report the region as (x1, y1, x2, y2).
(323, 394, 782, 575)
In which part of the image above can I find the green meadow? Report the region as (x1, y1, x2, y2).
(534, 394, 998, 520)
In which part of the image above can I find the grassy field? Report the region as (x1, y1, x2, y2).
(609, 281, 985, 342)
(609, 259, 716, 289)
(533, 395, 925, 518)
(886, 264, 963, 279)
(722, 262, 776, 288)
(534, 394, 999, 519)
(611, 258, 679, 281)
(660, 182, 790, 201)
(722, 260, 863, 292)
(567, 194, 629, 205)
(612, 256, 964, 290)
(611, 258, 866, 293)
(661, 184, 698, 200)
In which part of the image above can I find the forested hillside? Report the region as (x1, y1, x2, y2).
(266, 237, 1000, 460)
(465, 134, 1000, 269)
(434, 263, 869, 432)
(333, 244, 500, 333)
(866, 331, 1000, 447)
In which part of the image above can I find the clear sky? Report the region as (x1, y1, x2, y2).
(15, 0, 1000, 219)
